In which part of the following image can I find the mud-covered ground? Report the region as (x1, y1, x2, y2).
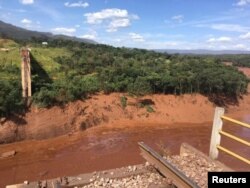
(0, 68, 249, 187)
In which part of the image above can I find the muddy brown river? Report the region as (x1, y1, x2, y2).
(0, 119, 249, 187)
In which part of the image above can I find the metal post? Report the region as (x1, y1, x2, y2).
(209, 107, 225, 159)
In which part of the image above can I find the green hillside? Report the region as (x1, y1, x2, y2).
(0, 20, 96, 44)
(0, 39, 71, 79)
(0, 38, 249, 117)
(30, 47, 71, 78)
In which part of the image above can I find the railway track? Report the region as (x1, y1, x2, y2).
(7, 142, 231, 188)
(138, 142, 200, 188)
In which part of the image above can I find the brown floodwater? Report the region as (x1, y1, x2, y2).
(0, 119, 249, 187)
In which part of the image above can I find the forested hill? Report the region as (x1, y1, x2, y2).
(156, 49, 250, 55)
(0, 38, 249, 117)
(0, 20, 96, 44)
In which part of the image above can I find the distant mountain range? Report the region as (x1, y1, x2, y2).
(155, 49, 250, 55)
(1, 20, 250, 54)
(0, 20, 96, 44)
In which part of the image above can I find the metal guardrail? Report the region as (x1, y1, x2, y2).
(216, 145, 250, 165)
(221, 115, 250, 129)
(209, 107, 250, 165)
(219, 130, 250, 147)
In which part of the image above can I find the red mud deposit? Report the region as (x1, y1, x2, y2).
(0, 93, 216, 143)
(238, 67, 250, 78)
(0, 93, 249, 187)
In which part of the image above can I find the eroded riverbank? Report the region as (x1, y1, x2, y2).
(0, 119, 249, 187)
(0, 91, 250, 187)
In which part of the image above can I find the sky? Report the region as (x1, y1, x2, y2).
(1, 0, 250, 50)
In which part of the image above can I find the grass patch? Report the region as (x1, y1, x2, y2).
(0, 40, 72, 81)
(31, 47, 72, 78)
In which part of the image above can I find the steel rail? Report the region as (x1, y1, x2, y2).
(138, 142, 200, 188)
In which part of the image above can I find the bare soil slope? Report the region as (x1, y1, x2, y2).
(1, 91, 250, 144)
(0, 93, 218, 143)
(238, 67, 250, 78)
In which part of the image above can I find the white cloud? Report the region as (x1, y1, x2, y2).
(171, 15, 183, 23)
(84, 9, 129, 24)
(239, 32, 250, 39)
(104, 34, 250, 50)
(64, 1, 89, 8)
(236, 0, 250, 6)
(20, 18, 41, 29)
(51, 27, 76, 36)
(80, 34, 96, 40)
(210, 24, 249, 32)
(129, 33, 145, 42)
(235, 44, 246, 49)
(207, 38, 216, 43)
(84, 8, 138, 32)
(207, 36, 232, 43)
(114, 39, 121, 42)
(217, 37, 232, 42)
(130, 40, 181, 49)
(21, 18, 32, 24)
(75, 24, 80, 28)
(80, 30, 97, 40)
(20, 0, 34, 4)
(107, 18, 130, 32)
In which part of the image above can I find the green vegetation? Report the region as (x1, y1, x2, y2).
(0, 80, 24, 117)
(181, 54, 250, 68)
(120, 95, 127, 109)
(146, 105, 155, 113)
(32, 73, 99, 107)
(0, 38, 249, 117)
(0, 20, 95, 44)
(215, 54, 250, 67)
(137, 99, 155, 112)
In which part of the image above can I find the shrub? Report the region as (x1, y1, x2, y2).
(120, 95, 127, 109)
(146, 105, 155, 113)
(32, 86, 56, 108)
(0, 80, 24, 117)
(128, 77, 152, 96)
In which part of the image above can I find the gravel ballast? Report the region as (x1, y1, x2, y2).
(81, 171, 170, 188)
(166, 153, 224, 188)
